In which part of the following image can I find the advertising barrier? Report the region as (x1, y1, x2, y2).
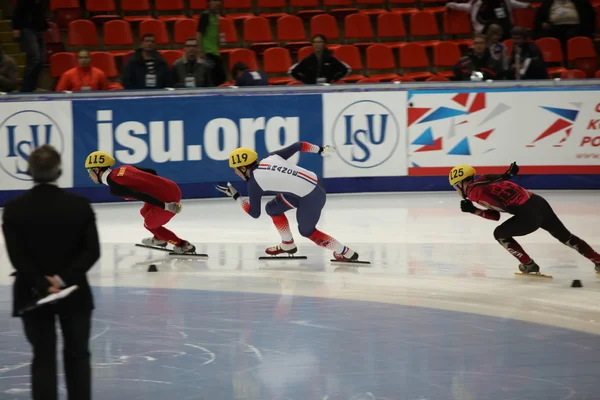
(1, 85, 599, 206)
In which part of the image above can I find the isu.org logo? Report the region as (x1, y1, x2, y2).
(0, 110, 64, 181)
(331, 100, 400, 169)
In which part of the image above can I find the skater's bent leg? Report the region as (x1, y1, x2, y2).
(266, 195, 297, 245)
(271, 215, 294, 244)
(144, 208, 182, 245)
(493, 215, 540, 265)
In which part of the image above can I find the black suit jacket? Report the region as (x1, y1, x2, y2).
(2, 184, 100, 317)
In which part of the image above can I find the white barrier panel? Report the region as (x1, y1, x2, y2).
(0, 101, 73, 190)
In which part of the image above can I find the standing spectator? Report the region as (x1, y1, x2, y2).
(486, 24, 510, 70)
(122, 34, 170, 90)
(171, 38, 213, 88)
(507, 26, 549, 80)
(231, 62, 269, 86)
(446, 0, 531, 39)
(11, 0, 49, 92)
(289, 34, 351, 84)
(0, 42, 18, 92)
(196, 0, 226, 86)
(453, 34, 505, 80)
(2, 145, 100, 400)
(534, 0, 595, 51)
(56, 49, 108, 92)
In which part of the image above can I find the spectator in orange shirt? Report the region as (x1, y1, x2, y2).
(56, 50, 108, 92)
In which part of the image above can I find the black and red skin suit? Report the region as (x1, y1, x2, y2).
(105, 165, 184, 245)
(462, 174, 600, 268)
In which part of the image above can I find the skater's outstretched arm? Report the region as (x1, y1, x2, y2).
(460, 199, 501, 221)
(471, 162, 520, 188)
(217, 181, 263, 218)
(270, 142, 331, 160)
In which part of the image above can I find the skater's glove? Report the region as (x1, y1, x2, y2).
(216, 182, 240, 200)
(460, 199, 476, 213)
(164, 202, 182, 214)
(502, 162, 519, 180)
(318, 145, 336, 157)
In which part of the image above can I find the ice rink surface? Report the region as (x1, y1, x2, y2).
(1, 191, 599, 400)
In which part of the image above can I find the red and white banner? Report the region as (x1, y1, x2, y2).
(406, 90, 600, 176)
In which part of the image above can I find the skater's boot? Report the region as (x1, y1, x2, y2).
(265, 241, 297, 256)
(172, 240, 196, 254)
(142, 236, 167, 247)
(333, 247, 359, 262)
(519, 260, 540, 274)
(595, 263, 600, 273)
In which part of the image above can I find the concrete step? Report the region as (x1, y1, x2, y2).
(0, 31, 13, 43)
(3, 43, 20, 55)
(0, 20, 10, 31)
(11, 53, 25, 65)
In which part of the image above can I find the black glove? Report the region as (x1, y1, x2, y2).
(460, 199, 476, 213)
(502, 162, 519, 180)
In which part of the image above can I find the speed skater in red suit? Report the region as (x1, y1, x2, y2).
(450, 162, 600, 274)
(85, 151, 196, 254)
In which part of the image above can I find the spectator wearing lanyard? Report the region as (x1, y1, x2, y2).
(56, 49, 108, 92)
(171, 37, 213, 88)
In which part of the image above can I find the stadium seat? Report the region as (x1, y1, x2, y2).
(443, 10, 473, 46)
(263, 47, 294, 84)
(220, 17, 242, 54)
(566, 36, 598, 76)
(159, 50, 184, 67)
(297, 46, 313, 60)
(50, 0, 82, 29)
(174, 19, 198, 44)
(376, 12, 407, 48)
(189, 0, 207, 12)
(310, 14, 340, 44)
(560, 69, 586, 79)
(223, 0, 253, 20)
(409, 11, 440, 47)
(103, 20, 134, 56)
(389, 0, 418, 15)
(323, 0, 358, 19)
(155, 0, 187, 22)
(139, 20, 170, 45)
(243, 16, 278, 53)
(392, 76, 415, 82)
(512, 8, 536, 31)
(277, 15, 311, 51)
(91, 52, 119, 78)
(50, 52, 76, 79)
(229, 49, 259, 71)
(357, 77, 380, 83)
(399, 43, 434, 80)
(535, 37, 567, 76)
(426, 75, 449, 81)
(433, 41, 461, 77)
(287, 80, 304, 85)
(595, 70, 600, 78)
(44, 22, 65, 63)
(334, 45, 365, 82)
(344, 13, 375, 49)
(503, 38, 513, 56)
(356, 0, 386, 16)
(258, 0, 288, 19)
(121, 0, 154, 22)
(68, 20, 99, 47)
(86, 0, 120, 23)
(290, 0, 325, 19)
(366, 44, 401, 81)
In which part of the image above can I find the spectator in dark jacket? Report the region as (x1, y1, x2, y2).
(507, 27, 549, 80)
(453, 34, 504, 80)
(534, 0, 595, 52)
(122, 34, 170, 90)
(231, 62, 269, 86)
(289, 34, 350, 84)
(0, 43, 19, 92)
(171, 38, 213, 88)
(11, 0, 49, 92)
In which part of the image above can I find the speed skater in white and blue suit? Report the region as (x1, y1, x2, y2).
(216, 141, 360, 261)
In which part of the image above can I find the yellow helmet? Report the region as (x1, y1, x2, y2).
(229, 147, 258, 168)
(449, 164, 476, 186)
(85, 151, 115, 169)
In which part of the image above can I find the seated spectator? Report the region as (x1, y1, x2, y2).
(446, 0, 530, 39)
(486, 24, 509, 70)
(231, 62, 268, 86)
(534, 0, 595, 51)
(289, 34, 350, 84)
(171, 38, 213, 88)
(56, 49, 108, 92)
(122, 34, 170, 90)
(453, 34, 504, 81)
(0, 42, 18, 92)
(507, 27, 549, 80)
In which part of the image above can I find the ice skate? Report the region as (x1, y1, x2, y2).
(171, 240, 196, 254)
(142, 236, 167, 247)
(259, 242, 307, 260)
(331, 248, 370, 265)
(595, 263, 600, 273)
(515, 261, 552, 278)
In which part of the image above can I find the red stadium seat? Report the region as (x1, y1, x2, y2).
(50, 52, 76, 79)
(334, 45, 365, 82)
(174, 19, 198, 45)
(366, 44, 401, 81)
(399, 43, 434, 80)
(68, 20, 99, 47)
(139, 20, 170, 45)
(376, 12, 407, 48)
(121, 0, 154, 22)
(263, 47, 294, 84)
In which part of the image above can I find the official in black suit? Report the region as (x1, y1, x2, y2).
(2, 145, 100, 400)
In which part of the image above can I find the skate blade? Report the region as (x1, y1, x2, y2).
(514, 272, 553, 279)
(169, 252, 209, 258)
(135, 244, 170, 252)
(259, 255, 307, 260)
(331, 259, 371, 266)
